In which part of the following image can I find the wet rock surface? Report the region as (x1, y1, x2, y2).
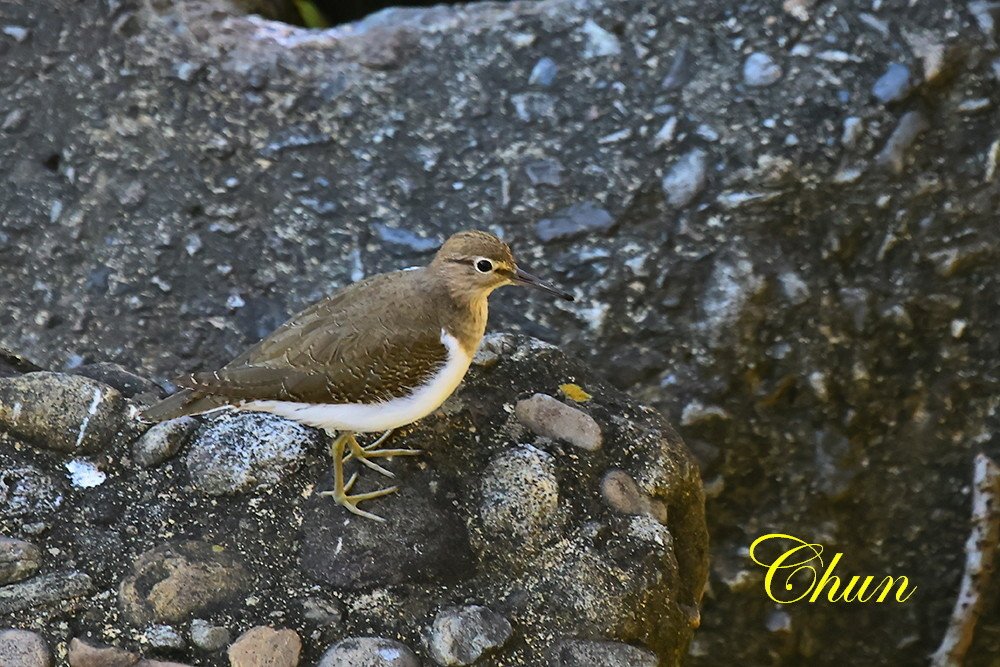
(1, 0, 998, 664)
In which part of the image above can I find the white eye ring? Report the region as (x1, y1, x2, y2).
(474, 257, 494, 273)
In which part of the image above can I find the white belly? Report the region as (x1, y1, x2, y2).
(240, 329, 471, 433)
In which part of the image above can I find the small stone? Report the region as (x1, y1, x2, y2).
(186, 412, 319, 495)
(373, 224, 439, 255)
(0, 571, 92, 614)
(1, 25, 29, 42)
(515, 393, 603, 451)
(581, 19, 621, 58)
(600, 469, 645, 515)
(471, 333, 517, 367)
(69, 637, 139, 667)
(872, 63, 913, 104)
(480, 445, 559, 539)
(137, 661, 192, 667)
(876, 111, 929, 175)
(662, 149, 707, 208)
(116, 181, 146, 209)
(652, 116, 678, 148)
(548, 639, 658, 666)
(535, 201, 614, 243)
(0, 465, 63, 517)
(0, 372, 127, 453)
(0, 537, 41, 584)
(742, 53, 782, 87)
(841, 116, 864, 149)
(510, 93, 556, 123)
(2, 108, 26, 132)
(766, 609, 793, 634)
(0, 629, 52, 667)
(133, 417, 198, 468)
(227, 626, 301, 667)
(680, 400, 731, 426)
(427, 605, 512, 666)
(524, 158, 564, 187)
(119, 541, 250, 624)
(528, 57, 558, 86)
(65, 458, 106, 489)
(316, 637, 418, 667)
(145, 625, 185, 650)
(302, 598, 342, 626)
(190, 619, 231, 652)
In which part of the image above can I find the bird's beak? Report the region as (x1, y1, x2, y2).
(512, 266, 575, 302)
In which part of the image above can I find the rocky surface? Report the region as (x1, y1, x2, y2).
(0, 336, 705, 665)
(1, 0, 998, 664)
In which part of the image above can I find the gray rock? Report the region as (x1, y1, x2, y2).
(302, 598, 343, 626)
(427, 605, 512, 666)
(515, 393, 603, 451)
(548, 639, 658, 666)
(876, 111, 929, 174)
(510, 93, 557, 122)
(662, 149, 708, 207)
(479, 444, 559, 540)
(581, 19, 621, 58)
(373, 224, 440, 255)
(528, 57, 558, 86)
(535, 201, 614, 243)
(316, 638, 419, 667)
(132, 417, 198, 468)
(227, 626, 300, 667)
(0, 571, 92, 614)
(524, 158, 564, 187)
(118, 541, 250, 624)
(0, 537, 41, 584)
(0, 629, 52, 667)
(145, 625, 185, 650)
(0, 372, 127, 453)
(1, 108, 26, 132)
(67, 637, 139, 667)
(190, 619, 231, 652)
(186, 412, 319, 495)
(73, 363, 162, 399)
(872, 63, 913, 104)
(742, 53, 782, 87)
(841, 116, 864, 149)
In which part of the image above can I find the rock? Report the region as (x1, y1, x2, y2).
(528, 57, 558, 86)
(479, 444, 560, 540)
(426, 605, 512, 666)
(73, 363, 163, 399)
(841, 116, 864, 148)
(0, 629, 52, 667)
(876, 111, 929, 174)
(0, 464, 63, 518)
(137, 662, 192, 667)
(515, 393, 603, 451)
(316, 638, 419, 667)
(548, 639, 658, 666)
(742, 53, 782, 87)
(146, 625, 185, 650)
(662, 149, 708, 208)
(0, 571, 92, 614)
(524, 158, 564, 187)
(132, 417, 198, 468)
(600, 469, 666, 522)
(580, 19, 621, 58)
(0, 537, 41, 584)
(186, 412, 319, 495)
(535, 201, 615, 243)
(119, 541, 251, 624)
(190, 619, 231, 652)
(0, 372, 127, 453)
(68, 638, 139, 667)
(872, 63, 913, 103)
(301, 598, 342, 626)
(373, 224, 440, 255)
(227, 626, 301, 667)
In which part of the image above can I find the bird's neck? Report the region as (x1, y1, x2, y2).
(439, 282, 489, 358)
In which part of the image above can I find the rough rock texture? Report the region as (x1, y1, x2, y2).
(227, 626, 301, 667)
(1, 0, 997, 664)
(0, 629, 53, 667)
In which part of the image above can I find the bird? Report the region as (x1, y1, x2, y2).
(141, 230, 574, 521)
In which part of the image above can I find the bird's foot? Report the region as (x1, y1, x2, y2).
(323, 434, 398, 522)
(342, 430, 423, 479)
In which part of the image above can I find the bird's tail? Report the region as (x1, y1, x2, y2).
(139, 389, 231, 423)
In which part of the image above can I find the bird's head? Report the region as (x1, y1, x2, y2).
(431, 230, 574, 303)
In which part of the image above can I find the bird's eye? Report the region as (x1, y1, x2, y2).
(474, 258, 494, 273)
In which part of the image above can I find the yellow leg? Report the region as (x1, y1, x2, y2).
(319, 432, 398, 522)
(342, 429, 423, 479)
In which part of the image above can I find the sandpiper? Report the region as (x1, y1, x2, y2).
(142, 230, 573, 521)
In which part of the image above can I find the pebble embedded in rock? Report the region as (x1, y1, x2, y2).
(535, 201, 614, 243)
(548, 639, 658, 667)
(302, 598, 342, 626)
(0, 537, 41, 584)
(190, 619, 231, 652)
(227, 626, 301, 667)
(0, 629, 52, 667)
(742, 53, 782, 87)
(876, 111, 929, 174)
(872, 63, 913, 104)
(67, 637, 138, 667)
(662, 149, 708, 208)
(316, 637, 419, 667)
(600, 469, 645, 515)
(119, 541, 250, 624)
(186, 412, 319, 495)
(427, 605, 513, 666)
(132, 417, 198, 468)
(528, 57, 558, 86)
(515, 393, 603, 451)
(0, 372, 126, 453)
(581, 19, 621, 58)
(524, 158, 564, 187)
(145, 625, 185, 650)
(479, 444, 559, 539)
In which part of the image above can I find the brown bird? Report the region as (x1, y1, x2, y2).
(142, 230, 573, 520)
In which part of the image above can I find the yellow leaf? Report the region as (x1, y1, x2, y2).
(559, 383, 592, 402)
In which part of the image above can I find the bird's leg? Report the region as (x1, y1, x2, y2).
(319, 432, 397, 522)
(342, 429, 423, 477)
